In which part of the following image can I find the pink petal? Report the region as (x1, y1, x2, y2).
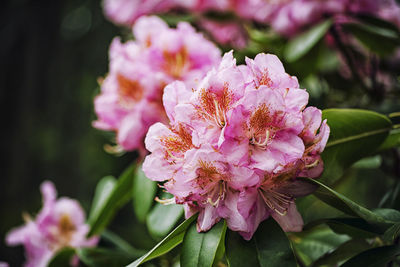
(271, 202, 303, 232)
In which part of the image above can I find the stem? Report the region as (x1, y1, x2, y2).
(329, 25, 370, 93)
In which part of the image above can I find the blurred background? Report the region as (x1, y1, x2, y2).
(0, 0, 138, 264)
(1, 0, 400, 265)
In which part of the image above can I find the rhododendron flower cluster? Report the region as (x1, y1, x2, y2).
(5, 181, 98, 267)
(143, 51, 330, 240)
(93, 16, 221, 153)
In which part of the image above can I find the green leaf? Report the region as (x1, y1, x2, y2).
(290, 225, 350, 266)
(377, 128, 400, 152)
(226, 230, 260, 267)
(101, 230, 145, 258)
(77, 247, 134, 267)
(48, 247, 75, 267)
(356, 14, 400, 35)
(313, 239, 372, 267)
(146, 193, 184, 240)
(254, 219, 297, 267)
(181, 220, 227, 267)
(305, 218, 383, 238)
(321, 109, 392, 184)
(88, 176, 117, 223)
(132, 166, 157, 223)
(301, 178, 394, 229)
(342, 22, 400, 56)
(88, 164, 136, 236)
(127, 215, 197, 267)
(342, 245, 400, 267)
(284, 19, 332, 62)
(383, 223, 400, 242)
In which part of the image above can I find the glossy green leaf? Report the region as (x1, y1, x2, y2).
(132, 166, 157, 223)
(88, 164, 136, 236)
(301, 178, 394, 229)
(342, 245, 400, 267)
(88, 176, 116, 223)
(254, 219, 297, 267)
(146, 193, 184, 240)
(226, 230, 260, 267)
(342, 22, 400, 56)
(313, 239, 371, 266)
(290, 225, 349, 266)
(284, 19, 332, 62)
(48, 247, 75, 267)
(321, 109, 392, 184)
(127, 215, 197, 267)
(77, 247, 134, 267)
(181, 220, 227, 267)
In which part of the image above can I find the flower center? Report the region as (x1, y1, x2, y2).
(248, 104, 276, 148)
(258, 69, 272, 88)
(196, 160, 227, 206)
(160, 124, 194, 162)
(163, 47, 190, 79)
(197, 84, 233, 128)
(117, 74, 144, 106)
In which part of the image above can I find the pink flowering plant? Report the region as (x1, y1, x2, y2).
(143, 51, 330, 240)
(4, 1, 400, 267)
(6, 181, 98, 267)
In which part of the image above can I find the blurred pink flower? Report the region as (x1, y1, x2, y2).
(143, 51, 329, 239)
(93, 16, 221, 154)
(5, 181, 98, 267)
(199, 19, 248, 49)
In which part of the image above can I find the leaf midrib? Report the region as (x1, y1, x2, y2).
(326, 127, 391, 148)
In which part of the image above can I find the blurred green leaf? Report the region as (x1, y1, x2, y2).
(342, 22, 400, 56)
(313, 239, 371, 266)
(77, 247, 134, 267)
(284, 19, 332, 62)
(181, 220, 227, 267)
(146, 193, 184, 240)
(356, 14, 400, 35)
(342, 245, 400, 267)
(88, 176, 116, 223)
(132, 166, 157, 223)
(101, 230, 145, 258)
(383, 223, 400, 242)
(226, 230, 260, 267)
(290, 225, 349, 266)
(48, 247, 75, 267)
(305, 217, 382, 238)
(88, 164, 136, 236)
(302, 178, 394, 228)
(254, 219, 297, 267)
(352, 155, 382, 169)
(377, 129, 400, 152)
(127, 215, 197, 267)
(373, 208, 400, 222)
(321, 109, 392, 184)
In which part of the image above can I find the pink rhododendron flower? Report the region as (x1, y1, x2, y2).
(93, 16, 221, 154)
(5, 181, 98, 267)
(143, 51, 330, 240)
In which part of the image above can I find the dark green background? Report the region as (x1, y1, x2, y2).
(0, 0, 136, 265)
